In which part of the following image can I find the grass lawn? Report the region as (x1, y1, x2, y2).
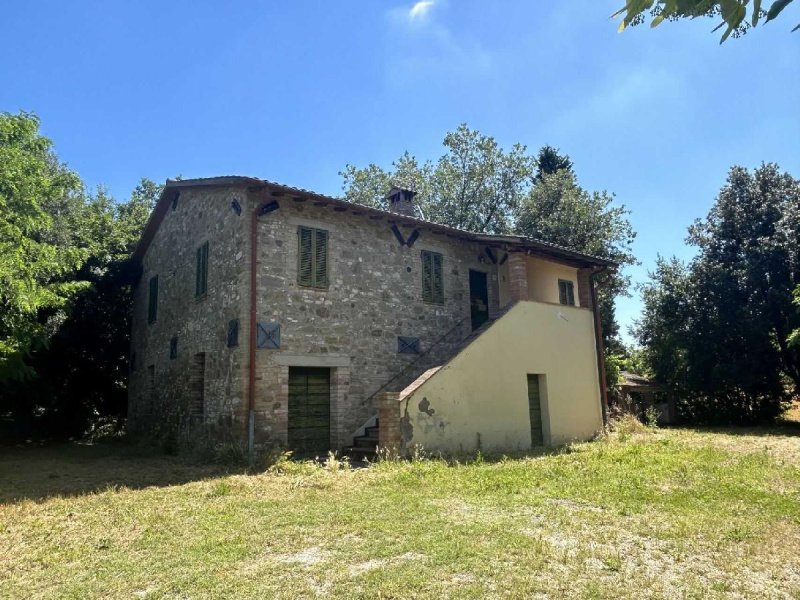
(2, 422, 799, 599)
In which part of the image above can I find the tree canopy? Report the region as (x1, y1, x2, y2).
(341, 124, 533, 234)
(613, 0, 798, 42)
(635, 163, 800, 424)
(0, 111, 159, 437)
(0, 112, 87, 380)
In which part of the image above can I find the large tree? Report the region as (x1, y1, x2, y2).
(0, 112, 87, 381)
(636, 163, 800, 424)
(2, 178, 158, 436)
(613, 0, 798, 42)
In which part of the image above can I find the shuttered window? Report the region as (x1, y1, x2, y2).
(147, 275, 158, 324)
(297, 226, 329, 289)
(558, 279, 575, 306)
(196, 241, 209, 297)
(421, 250, 444, 304)
(227, 319, 239, 348)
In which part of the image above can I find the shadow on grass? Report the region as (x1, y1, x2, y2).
(3, 418, 797, 504)
(672, 418, 800, 438)
(0, 441, 250, 504)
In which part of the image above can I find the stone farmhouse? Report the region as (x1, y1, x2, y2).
(128, 176, 615, 457)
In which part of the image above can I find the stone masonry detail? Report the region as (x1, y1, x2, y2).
(128, 179, 605, 452)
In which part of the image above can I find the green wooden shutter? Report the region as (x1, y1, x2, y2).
(432, 252, 444, 303)
(314, 229, 328, 288)
(558, 280, 575, 306)
(148, 275, 158, 323)
(196, 242, 209, 297)
(298, 227, 313, 286)
(421, 251, 433, 302)
(195, 247, 203, 296)
(421, 251, 443, 304)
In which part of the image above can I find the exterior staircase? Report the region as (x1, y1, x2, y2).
(344, 419, 380, 461)
(344, 303, 517, 460)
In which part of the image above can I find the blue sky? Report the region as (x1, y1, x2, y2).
(3, 1, 799, 342)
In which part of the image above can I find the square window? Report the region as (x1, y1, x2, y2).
(398, 336, 420, 354)
(257, 322, 280, 349)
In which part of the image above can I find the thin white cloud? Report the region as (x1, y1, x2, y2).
(408, 1, 435, 21)
(383, 0, 492, 84)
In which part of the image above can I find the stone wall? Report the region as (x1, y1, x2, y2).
(128, 186, 251, 434)
(245, 194, 502, 448)
(129, 183, 590, 452)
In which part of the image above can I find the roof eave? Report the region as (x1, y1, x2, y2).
(131, 176, 619, 270)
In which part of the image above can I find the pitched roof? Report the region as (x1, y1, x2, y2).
(132, 176, 617, 269)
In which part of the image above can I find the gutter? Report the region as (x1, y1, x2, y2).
(589, 266, 611, 425)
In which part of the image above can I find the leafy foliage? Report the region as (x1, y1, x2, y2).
(790, 285, 800, 348)
(613, 0, 798, 42)
(341, 124, 533, 234)
(0, 111, 159, 436)
(0, 112, 87, 380)
(636, 164, 800, 424)
(534, 145, 574, 182)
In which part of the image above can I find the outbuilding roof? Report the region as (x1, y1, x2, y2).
(132, 176, 618, 269)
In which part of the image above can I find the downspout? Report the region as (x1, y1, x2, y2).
(590, 266, 610, 425)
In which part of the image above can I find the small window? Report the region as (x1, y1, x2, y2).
(257, 322, 280, 349)
(169, 336, 178, 359)
(147, 275, 158, 324)
(421, 250, 444, 304)
(196, 241, 209, 298)
(558, 279, 575, 306)
(297, 226, 329, 289)
(398, 336, 420, 354)
(227, 319, 239, 348)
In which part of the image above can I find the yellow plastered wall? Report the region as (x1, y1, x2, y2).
(526, 256, 580, 306)
(399, 300, 603, 454)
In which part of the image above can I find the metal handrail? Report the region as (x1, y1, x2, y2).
(361, 316, 469, 407)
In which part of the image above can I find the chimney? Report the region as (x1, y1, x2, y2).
(385, 186, 418, 218)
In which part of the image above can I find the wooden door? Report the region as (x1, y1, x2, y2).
(527, 374, 544, 447)
(288, 367, 331, 455)
(469, 270, 489, 331)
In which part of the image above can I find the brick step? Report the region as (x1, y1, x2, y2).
(364, 425, 379, 438)
(344, 446, 376, 461)
(353, 435, 378, 448)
